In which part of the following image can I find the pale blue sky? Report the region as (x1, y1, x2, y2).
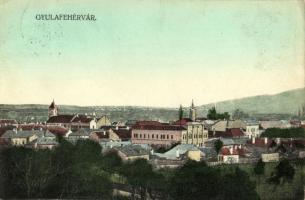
(0, 0, 304, 107)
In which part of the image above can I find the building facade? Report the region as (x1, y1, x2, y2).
(131, 121, 186, 147)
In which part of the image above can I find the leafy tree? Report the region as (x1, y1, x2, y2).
(214, 139, 223, 154)
(120, 159, 155, 199)
(207, 107, 230, 120)
(254, 159, 265, 176)
(207, 107, 218, 120)
(254, 159, 265, 183)
(169, 160, 222, 200)
(169, 161, 259, 200)
(219, 167, 259, 200)
(275, 159, 295, 182)
(232, 109, 249, 120)
(261, 127, 305, 138)
(101, 150, 123, 173)
(178, 105, 184, 120)
(268, 159, 295, 185)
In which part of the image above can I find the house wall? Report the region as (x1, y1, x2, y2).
(261, 153, 279, 162)
(131, 129, 183, 146)
(11, 135, 37, 146)
(245, 125, 260, 138)
(181, 123, 208, 147)
(117, 151, 149, 161)
(223, 155, 239, 164)
(187, 150, 201, 161)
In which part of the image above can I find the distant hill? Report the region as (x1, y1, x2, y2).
(0, 88, 304, 122)
(199, 87, 305, 115)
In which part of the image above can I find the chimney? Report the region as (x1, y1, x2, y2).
(252, 137, 255, 144)
(264, 137, 268, 145)
(150, 149, 154, 155)
(13, 128, 17, 134)
(276, 138, 281, 145)
(116, 126, 119, 130)
(126, 126, 130, 130)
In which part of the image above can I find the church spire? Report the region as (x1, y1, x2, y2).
(48, 99, 58, 118)
(189, 99, 196, 121)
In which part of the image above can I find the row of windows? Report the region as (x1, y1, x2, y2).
(133, 133, 174, 140)
(182, 134, 207, 140)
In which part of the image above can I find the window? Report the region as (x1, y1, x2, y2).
(140, 134, 142, 138)
(144, 134, 146, 139)
(167, 135, 169, 139)
(152, 134, 154, 139)
(156, 135, 159, 139)
(171, 135, 173, 139)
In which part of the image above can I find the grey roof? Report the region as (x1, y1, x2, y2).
(154, 144, 201, 160)
(1, 130, 36, 139)
(34, 130, 56, 138)
(100, 140, 132, 152)
(69, 128, 89, 136)
(200, 147, 217, 159)
(114, 145, 149, 157)
(36, 137, 58, 145)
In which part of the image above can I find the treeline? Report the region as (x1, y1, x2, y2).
(0, 139, 304, 199)
(261, 127, 305, 138)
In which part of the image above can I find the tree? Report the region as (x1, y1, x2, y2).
(214, 139, 223, 154)
(169, 161, 259, 200)
(232, 109, 249, 120)
(207, 107, 218, 120)
(275, 159, 295, 182)
(169, 160, 222, 200)
(219, 167, 259, 200)
(178, 105, 184, 120)
(207, 107, 231, 120)
(254, 159, 265, 183)
(120, 159, 155, 199)
(268, 159, 295, 185)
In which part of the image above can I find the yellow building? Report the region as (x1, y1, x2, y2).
(96, 116, 111, 128)
(1, 130, 38, 146)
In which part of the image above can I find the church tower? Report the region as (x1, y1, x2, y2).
(189, 99, 196, 121)
(48, 99, 58, 118)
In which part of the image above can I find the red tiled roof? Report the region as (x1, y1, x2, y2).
(47, 115, 75, 123)
(112, 128, 132, 139)
(71, 115, 94, 123)
(0, 119, 17, 124)
(172, 118, 193, 126)
(134, 121, 162, 126)
(221, 147, 246, 156)
(92, 131, 109, 139)
(18, 124, 45, 131)
(211, 128, 244, 138)
(47, 126, 69, 136)
(133, 125, 186, 131)
(247, 138, 272, 147)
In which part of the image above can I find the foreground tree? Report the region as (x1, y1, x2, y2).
(169, 161, 259, 200)
(253, 159, 265, 183)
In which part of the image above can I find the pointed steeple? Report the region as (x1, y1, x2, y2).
(189, 99, 196, 121)
(48, 99, 58, 118)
